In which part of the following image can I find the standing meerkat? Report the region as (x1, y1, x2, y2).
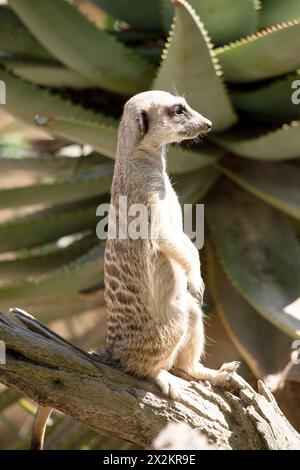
(30, 91, 240, 450)
(104, 90, 239, 399)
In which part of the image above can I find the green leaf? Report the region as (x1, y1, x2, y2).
(189, 0, 259, 45)
(1, 69, 114, 126)
(217, 19, 300, 83)
(2, 60, 94, 89)
(0, 246, 104, 320)
(174, 166, 220, 204)
(207, 242, 293, 382)
(160, 0, 259, 44)
(167, 145, 222, 174)
(160, 0, 174, 33)
(49, 118, 117, 159)
(0, 16, 52, 60)
(0, 4, 26, 29)
(0, 198, 100, 252)
(213, 121, 300, 160)
(0, 153, 108, 176)
(0, 70, 118, 156)
(230, 72, 300, 122)
(153, 0, 237, 132)
(0, 163, 113, 209)
(0, 234, 97, 282)
(8, 0, 155, 94)
(207, 179, 300, 338)
(217, 160, 300, 220)
(93, 0, 162, 31)
(259, 0, 300, 29)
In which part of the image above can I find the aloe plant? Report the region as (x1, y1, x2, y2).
(0, 0, 300, 392)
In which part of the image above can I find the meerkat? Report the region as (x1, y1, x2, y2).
(31, 91, 239, 449)
(104, 90, 239, 399)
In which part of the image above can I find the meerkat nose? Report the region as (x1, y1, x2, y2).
(204, 119, 212, 132)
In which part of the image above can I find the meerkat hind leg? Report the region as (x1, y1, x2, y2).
(153, 369, 183, 400)
(175, 295, 240, 387)
(186, 361, 241, 387)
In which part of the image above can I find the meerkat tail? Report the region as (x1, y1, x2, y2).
(31, 406, 52, 450)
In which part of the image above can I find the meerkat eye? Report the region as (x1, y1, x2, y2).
(173, 104, 187, 116)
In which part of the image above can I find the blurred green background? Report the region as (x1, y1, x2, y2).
(0, 0, 300, 449)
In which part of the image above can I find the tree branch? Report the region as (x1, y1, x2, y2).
(0, 308, 299, 450)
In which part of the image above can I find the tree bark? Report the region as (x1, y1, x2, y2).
(0, 308, 299, 450)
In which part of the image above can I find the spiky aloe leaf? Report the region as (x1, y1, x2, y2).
(213, 121, 300, 160)
(188, 0, 259, 45)
(0, 4, 25, 29)
(0, 163, 113, 209)
(230, 72, 300, 122)
(160, 0, 259, 44)
(153, 0, 237, 132)
(174, 166, 219, 204)
(8, 0, 155, 95)
(1, 70, 117, 156)
(2, 61, 94, 89)
(207, 242, 292, 382)
(208, 180, 300, 339)
(259, 0, 300, 29)
(0, 14, 52, 60)
(93, 0, 162, 31)
(49, 118, 117, 159)
(217, 160, 300, 220)
(160, 0, 174, 32)
(0, 198, 100, 252)
(0, 154, 108, 176)
(0, 246, 104, 317)
(167, 145, 222, 174)
(1, 69, 114, 125)
(0, 234, 97, 282)
(216, 19, 300, 83)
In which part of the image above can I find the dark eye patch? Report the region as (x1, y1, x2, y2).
(167, 104, 188, 117)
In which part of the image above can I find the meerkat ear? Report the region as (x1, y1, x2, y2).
(136, 110, 149, 137)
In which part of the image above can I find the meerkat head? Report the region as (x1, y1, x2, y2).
(121, 90, 212, 149)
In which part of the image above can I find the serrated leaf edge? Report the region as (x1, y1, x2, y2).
(216, 17, 300, 53)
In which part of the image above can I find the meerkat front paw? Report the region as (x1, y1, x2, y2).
(154, 369, 182, 400)
(187, 269, 204, 304)
(212, 361, 241, 386)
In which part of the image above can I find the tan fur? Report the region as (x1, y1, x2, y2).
(104, 91, 239, 399)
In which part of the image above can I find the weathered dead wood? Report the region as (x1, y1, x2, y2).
(0, 308, 299, 450)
